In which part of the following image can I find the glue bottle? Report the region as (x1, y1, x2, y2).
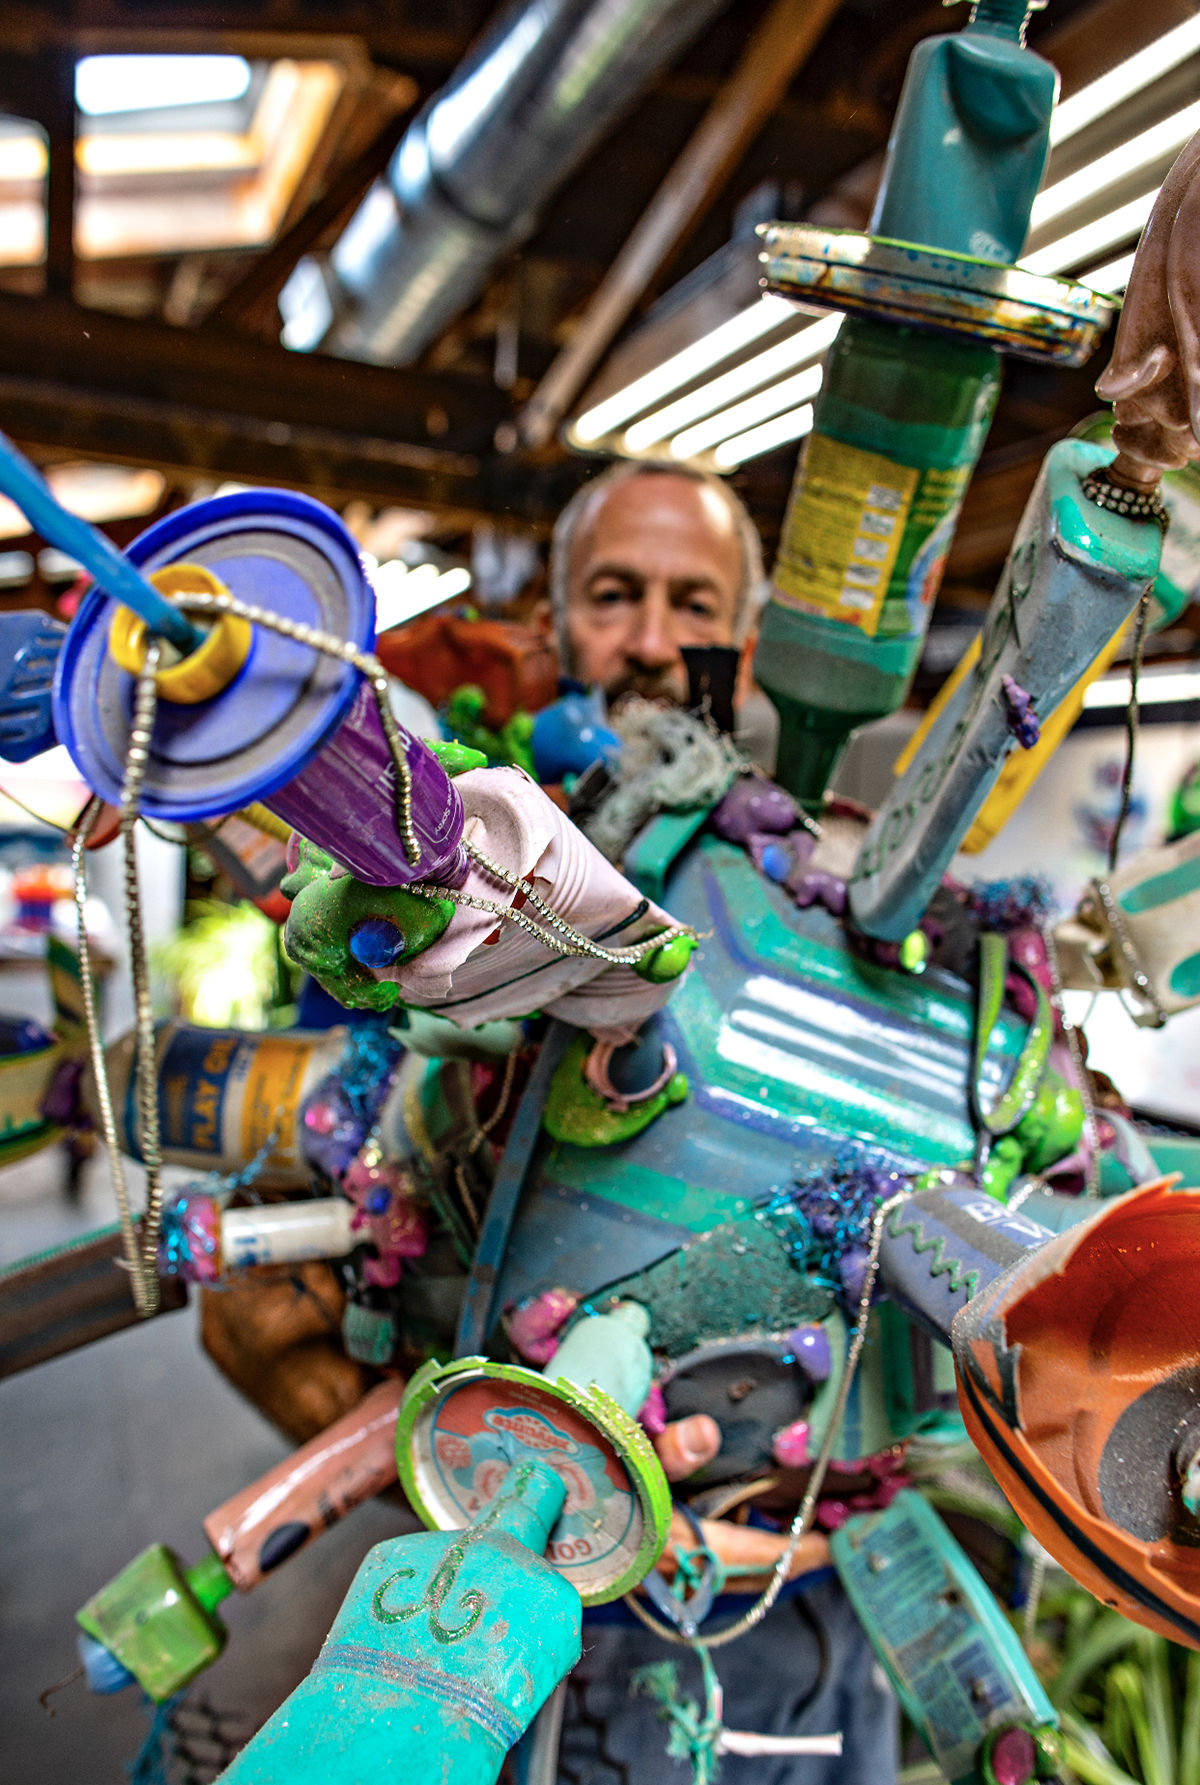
(94, 1020, 352, 1188)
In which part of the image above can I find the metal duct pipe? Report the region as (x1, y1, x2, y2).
(318, 0, 733, 367)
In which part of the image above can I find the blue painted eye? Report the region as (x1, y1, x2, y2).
(349, 917, 407, 968)
(761, 842, 792, 883)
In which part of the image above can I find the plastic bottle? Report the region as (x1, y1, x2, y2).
(754, 0, 1057, 804)
(218, 1461, 580, 1785)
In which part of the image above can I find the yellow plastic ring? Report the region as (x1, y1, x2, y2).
(107, 564, 252, 706)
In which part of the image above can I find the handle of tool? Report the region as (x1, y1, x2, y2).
(0, 429, 205, 655)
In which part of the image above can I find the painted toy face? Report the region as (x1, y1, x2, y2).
(281, 837, 455, 1013)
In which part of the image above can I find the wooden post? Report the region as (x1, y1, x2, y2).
(518, 0, 844, 448)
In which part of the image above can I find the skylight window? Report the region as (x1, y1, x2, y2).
(75, 56, 252, 118)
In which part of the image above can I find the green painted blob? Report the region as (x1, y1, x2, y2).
(1120, 851, 1200, 915)
(1170, 952, 1200, 1001)
(444, 685, 537, 775)
(426, 737, 488, 776)
(282, 836, 456, 1013)
(1013, 1073, 1083, 1174)
(632, 932, 696, 984)
(542, 1034, 688, 1147)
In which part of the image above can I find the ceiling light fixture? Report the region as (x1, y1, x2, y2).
(623, 311, 842, 454)
(672, 360, 825, 459)
(573, 295, 796, 443)
(1079, 248, 1138, 294)
(1031, 99, 1200, 233)
(372, 561, 471, 633)
(1083, 670, 1200, 708)
(1021, 186, 1160, 276)
(713, 401, 815, 469)
(1049, 15, 1200, 146)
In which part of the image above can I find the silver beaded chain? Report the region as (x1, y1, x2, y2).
(75, 584, 700, 1316)
(73, 642, 169, 1316)
(624, 1190, 908, 1650)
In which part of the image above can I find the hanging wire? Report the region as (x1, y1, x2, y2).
(1108, 589, 1150, 875)
(73, 641, 169, 1319)
(1040, 920, 1102, 1197)
(624, 1190, 909, 1650)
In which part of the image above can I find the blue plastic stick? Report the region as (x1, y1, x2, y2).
(0, 428, 204, 654)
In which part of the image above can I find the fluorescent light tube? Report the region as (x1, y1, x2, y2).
(1032, 100, 1200, 232)
(1083, 671, 1200, 709)
(672, 362, 824, 459)
(623, 312, 842, 454)
(1050, 16, 1200, 146)
(1020, 187, 1159, 275)
(374, 563, 469, 633)
(573, 296, 796, 443)
(1079, 249, 1137, 294)
(713, 402, 815, 468)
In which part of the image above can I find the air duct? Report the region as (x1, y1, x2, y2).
(309, 0, 732, 367)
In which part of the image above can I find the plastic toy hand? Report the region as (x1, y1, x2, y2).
(654, 1507, 830, 1592)
(653, 1413, 721, 1481)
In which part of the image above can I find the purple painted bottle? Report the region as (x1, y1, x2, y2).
(266, 681, 468, 888)
(53, 489, 469, 890)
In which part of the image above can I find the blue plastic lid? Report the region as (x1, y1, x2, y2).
(53, 490, 374, 821)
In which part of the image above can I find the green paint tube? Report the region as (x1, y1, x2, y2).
(755, 0, 1056, 804)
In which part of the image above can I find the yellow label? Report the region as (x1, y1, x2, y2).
(773, 434, 919, 636)
(240, 1036, 313, 1169)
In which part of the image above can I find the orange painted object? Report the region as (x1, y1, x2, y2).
(203, 1376, 403, 1592)
(375, 613, 558, 728)
(953, 1180, 1200, 1648)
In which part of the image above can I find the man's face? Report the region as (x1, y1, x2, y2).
(561, 473, 744, 703)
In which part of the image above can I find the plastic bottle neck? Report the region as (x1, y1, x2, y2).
(186, 1550, 234, 1614)
(965, 0, 1033, 43)
(473, 1461, 566, 1555)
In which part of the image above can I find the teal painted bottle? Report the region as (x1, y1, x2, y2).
(755, 0, 1058, 804)
(220, 1462, 580, 1785)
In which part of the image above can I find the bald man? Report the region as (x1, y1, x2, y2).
(541, 461, 778, 761)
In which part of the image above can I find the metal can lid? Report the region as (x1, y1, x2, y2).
(53, 490, 373, 821)
(398, 1356, 671, 1606)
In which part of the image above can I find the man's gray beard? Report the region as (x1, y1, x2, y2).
(559, 626, 688, 707)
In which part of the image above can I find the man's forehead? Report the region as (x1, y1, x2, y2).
(571, 473, 740, 579)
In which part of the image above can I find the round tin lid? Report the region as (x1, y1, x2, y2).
(53, 490, 373, 821)
(758, 225, 1116, 367)
(397, 1357, 671, 1606)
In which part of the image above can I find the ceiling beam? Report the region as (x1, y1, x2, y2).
(0, 13, 477, 69)
(0, 290, 590, 522)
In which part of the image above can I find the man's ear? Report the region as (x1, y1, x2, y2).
(533, 596, 554, 639)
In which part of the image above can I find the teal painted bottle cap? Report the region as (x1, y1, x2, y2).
(397, 1357, 671, 1605)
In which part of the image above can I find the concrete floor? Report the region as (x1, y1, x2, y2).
(0, 1147, 417, 1785)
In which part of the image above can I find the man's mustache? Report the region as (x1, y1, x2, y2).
(604, 664, 689, 705)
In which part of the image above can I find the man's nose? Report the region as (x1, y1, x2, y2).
(626, 585, 678, 671)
